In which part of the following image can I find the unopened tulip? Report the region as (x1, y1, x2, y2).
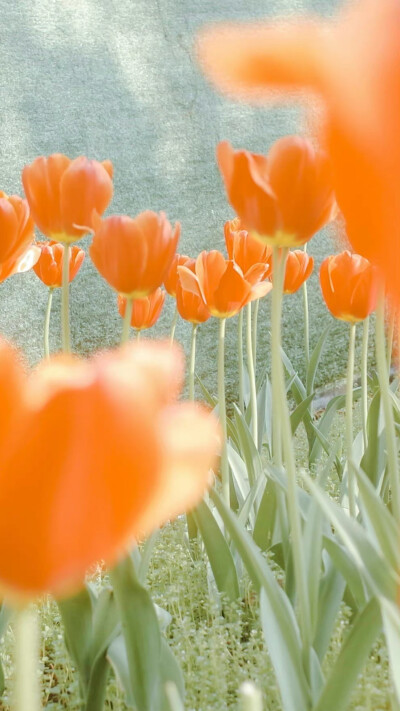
(281, 250, 314, 294)
(320, 251, 378, 322)
(164, 253, 191, 297)
(176, 260, 211, 324)
(33, 242, 85, 288)
(118, 289, 166, 331)
(224, 217, 272, 280)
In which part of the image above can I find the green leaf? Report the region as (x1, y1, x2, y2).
(306, 325, 330, 398)
(253, 477, 277, 551)
(58, 586, 94, 691)
(233, 405, 263, 487)
(290, 392, 316, 436)
(323, 537, 366, 611)
(380, 598, 400, 704)
(313, 559, 346, 660)
(360, 390, 386, 488)
(159, 638, 186, 711)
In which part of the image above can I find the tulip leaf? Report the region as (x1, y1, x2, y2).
(306, 324, 330, 398)
(58, 586, 94, 691)
(313, 557, 346, 661)
(380, 598, 400, 704)
(233, 405, 263, 487)
(360, 390, 386, 488)
(253, 476, 278, 551)
(290, 392, 316, 436)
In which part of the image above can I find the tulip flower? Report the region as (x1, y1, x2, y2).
(224, 217, 272, 279)
(118, 288, 166, 335)
(217, 137, 336, 248)
(320, 251, 378, 323)
(0, 338, 219, 599)
(281, 250, 314, 295)
(164, 253, 191, 297)
(176, 260, 211, 325)
(33, 242, 85, 288)
(0, 191, 39, 282)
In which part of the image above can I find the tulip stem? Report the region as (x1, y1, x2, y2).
(218, 318, 229, 506)
(136, 330, 141, 341)
(189, 324, 197, 402)
(361, 316, 369, 449)
(303, 244, 310, 366)
(15, 606, 41, 711)
(170, 307, 178, 344)
(61, 243, 71, 353)
(246, 303, 258, 447)
(346, 323, 356, 517)
(238, 310, 245, 412)
(376, 290, 400, 522)
(387, 306, 395, 372)
(44, 288, 54, 359)
(121, 297, 133, 344)
(271, 246, 311, 653)
(252, 298, 260, 371)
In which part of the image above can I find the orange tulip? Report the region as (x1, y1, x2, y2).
(320, 251, 378, 322)
(176, 260, 211, 324)
(33, 241, 85, 288)
(164, 253, 191, 297)
(217, 138, 336, 247)
(281, 250, 314, 295)
(90, 211, 180, 298)
(22, 154, 113, 243)
(0, 338, 220, 599)
(118, 289, 166, 331)
(0, 191, 40, 282)
(178, 250, 271, 319)
(224, 217, 272, 280)
(198, 0, 400, 303)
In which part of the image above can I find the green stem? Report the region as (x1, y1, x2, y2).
(303, 244, 310, 365)
(376, 290, 400, 522)
(246, 303, 258, 447)
(61, 243, 71, 353)
(239, 682, 263, 711)
(121, 297, 133, 344)
(252, 298, 260, 372)
(15, 606, 41, 711)
(170, 306, 178, 344)
(387, 307, 395, 372)
(238, 310, 244, 412)
(136, 330, 141, 341)
(346, 323, 356, 518)
(361, 316, 369, 450)
(44, 288, 54, 359)
(189, 324, 197, 402)
(218, 318, 229, 506)
(271, 247, 284, 467)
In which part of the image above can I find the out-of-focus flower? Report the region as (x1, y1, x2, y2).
(164, 253, 191, 297)
(319, 251, 378, 322)
(224, 217, 272, 281)
(33, 242, 85, 288)
(178, 250, 271, 318)
(280, 250, 314, 294)
(217, 137, 336, 247)
(0, 191, 39, 282)
(90, 211, 180, 297)
(118, 289, 166, 331)
(198, 0, 400, 302)
(176, 259, 211, 324)
(22, 154, 113, 243)
(0, 338, 220, 599)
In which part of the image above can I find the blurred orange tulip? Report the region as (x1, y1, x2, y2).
(281, 250, 314, 294)
(164, 253, 191, 297)
(198, 0, 400, 303)
(176, 259, 211, 324)
(224, 217, 272, 281)
(178, 250, 271, 318)
(118, 289, 166, 331)
(0, 191, 40, 282)
(33, 241, 85, 288)
(90, 211, 180, 297)
(22, 154, 113, 243)
(320, 251, 378, 322)
(217, 137, 335, 247)
(0, 339, 220, 599)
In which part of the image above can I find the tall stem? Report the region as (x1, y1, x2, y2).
(238, 310, 244, 412)
(15, 606, 41, 711)
(136, 330, 141, 341)
(246, 303, 258, 447)
(271, 247, 284, 467)
(170, 306, 178, 344)
(189, 324, 197, 402)
(376, 290, 400, 522)
(271, 246, 311, 652)
(252, 299, 260, 372)
(361, 316, 369, 449)
(302, 245, 310, 365)
(218, 318, 229, 505)
(387, 306, 395, 372)
(121, 297, 133, 344)
(61, 243, 71, 353)
(346, 323, 356, 518)
(43, 288, 54, 359)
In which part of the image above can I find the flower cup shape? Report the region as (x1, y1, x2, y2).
(90, 211, 180, 298)
(224, 217, 272, 281)
(0, 191, 40, 282)
(198, 0, 400, 303)
(118, 288, 166, 331)
(22, 154, 113, 243)
(164, 253, 191, 297)
(176, 259, 211, 324)
(217, 137, 336, 248)
(33, 241, 85, 288)
(281, 249, 314, 294)
(320, 251, 378, 322)
(0, 338, 220, 600)
(178, 250, 271, 319)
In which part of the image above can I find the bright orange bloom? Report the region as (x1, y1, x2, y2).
(281, 250, 314, 295)
(0, 339, 220, 599)
(118, 289, 166, 331)
(0, 191, 40, 282)
(217, 138, 335, 248)
(178, 250, 271, 319)
(176, 259, 211, 324)
(198, 0, 400, 303)
(320, 251, 378, 322)
(22, 154, 113, 243)
(164, 253, 191, 297)
(90, 211, 180, 298)
(224, 217, 272, 281)
(33, 241, 85, 288)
